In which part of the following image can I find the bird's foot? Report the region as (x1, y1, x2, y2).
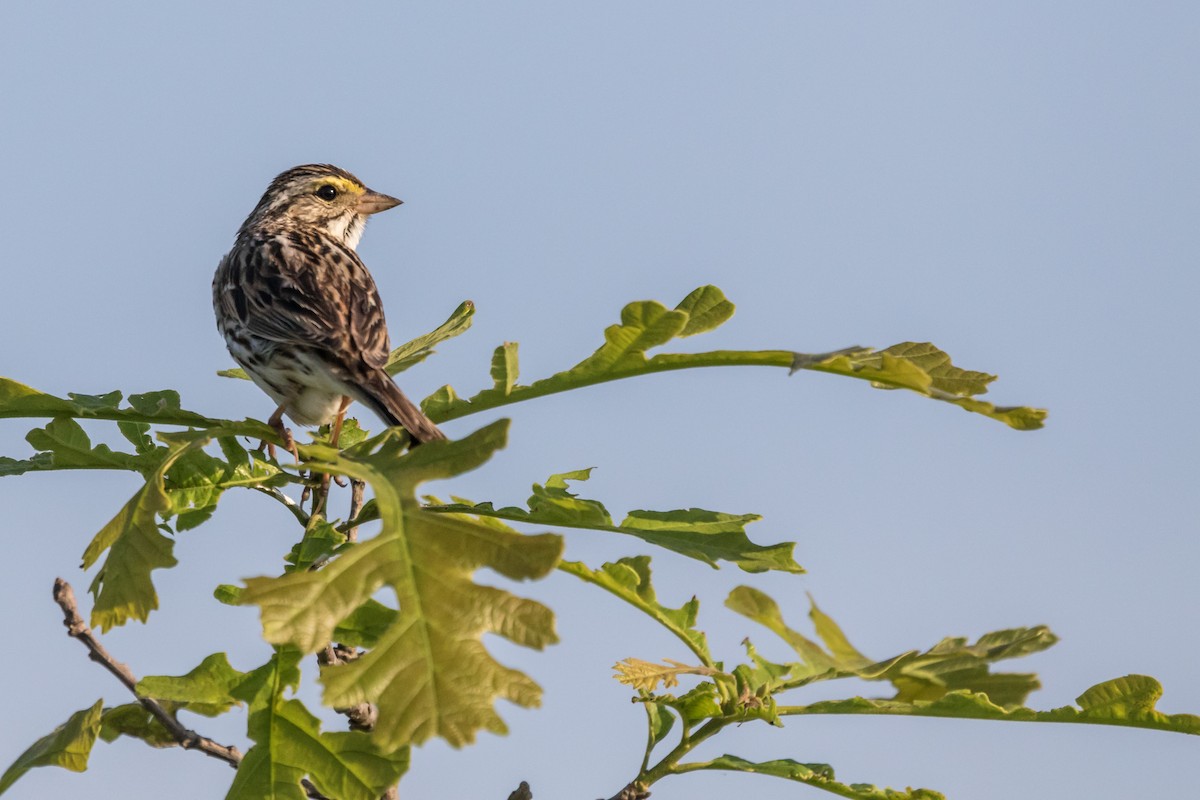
(272, 424, 300, 464)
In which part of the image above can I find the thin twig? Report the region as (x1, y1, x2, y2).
(319, 644, 377, 731)
(52, 578, 242, 768)
(320, 481, 374, 727)
(346, 479, 366, 543)
(54, 579, 336, 800)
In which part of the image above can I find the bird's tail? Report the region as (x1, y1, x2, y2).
(358, 370, 447, 444)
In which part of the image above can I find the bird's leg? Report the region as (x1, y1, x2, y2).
(255, 439, 277, 461)
(326, 396, 352, 489)
(267, 404, 300, 464)
(314, 397, 354, 513)
(330, 396, 352, 449)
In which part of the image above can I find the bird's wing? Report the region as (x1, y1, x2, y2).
(218, 230, 391, 369)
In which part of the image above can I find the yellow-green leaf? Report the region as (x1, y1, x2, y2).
(559, 557, 710, 664)
(613, 658, 718, 692)
(227, 649, 409, 800)
(415, 288, 1044, 431)
(675, 285, 735, 337)
(137, 653, 246, 717)
(677, 755, 944, 800)
(429, 471, 801, 573)
(239, 421, 563, 750)
(797, 678, 1200, 736)
(385, 300, 475, 376)
(490, 342, 519, 394)
(82, 440, 206, 631)
(0, 701, 104, 794)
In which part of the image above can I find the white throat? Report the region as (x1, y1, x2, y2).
(326, 214, 366, 250)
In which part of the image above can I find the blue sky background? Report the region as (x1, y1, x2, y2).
(1, 3, 1196, 798)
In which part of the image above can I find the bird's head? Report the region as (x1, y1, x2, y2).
(240, 164, 402, 249)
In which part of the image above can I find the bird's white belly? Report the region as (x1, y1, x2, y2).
(230, 340, 351, 427)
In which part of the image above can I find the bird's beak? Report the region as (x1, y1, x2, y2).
(357, 190, 403, 215)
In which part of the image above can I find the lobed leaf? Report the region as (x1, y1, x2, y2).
(795, 345, 1047, 430)
(728, 587, 1057, 706)
(98, 704, 177, 748)
(284, 517, 348, 573)
(238, 421, 564, 751)
(795, 675, 1200, 736)
(166, 437, 287, 531)
(0, 701, 104, 795)
(429, 470, 801, 573)
(227, 649, 409, 800)
(559, 557, 710, 664)
(644, 702, 676, 753)
(81, 440, 205, 631)
(331, 599, 399, 650)
(0, 379, 225, 428)
(613, 658, 719, 692)
(25, 417, 153, 472)
(883, 627, 1056, 707)
(735, 639, 801, 691)
(490, 342, 519, 394)
(136, 653, 246, 717)
(410, 287, 1043, 430)
(0, 452, 54, 476)
(675, 755, 944, 800)
(212, 302, 475, 381)
(421, 287, 731, 421)
(726, 587, 840, 678)
(808, 595, 872, 670)
(385, 300, 475, 376)
(675, 285, 736, 337)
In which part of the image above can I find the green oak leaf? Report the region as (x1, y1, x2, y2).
(676, 755, 944, 800)
(385, 300, 475, 376)
(227, 649, 409, 800)
(429, 470, 800, 573)
(673, 682, 724, 727)
(414, 287, 1043, 431)
(559, 557, 710, 664)
(238, 421, 563, 750)
(137, 653, 246, 717)
(726, 587, 840, 678)
(98, 704, 177, 747)
(283, 517, 347, 572)
(82, 439, 208, 631)
(0, 701, 104, 794)
(644, 701, 676, 752)
(0, 378, 217, 425)
(331, 599, 399, 649)
(796, 676, 1200, 736)
(0, 452, 54, 476)
(218, 300, 477, 380)
(727, 588, 1056, 706)
(796, 345, 1047, 430)
(490, 342, 519, 394)
(25, 417, 152, 472)
(675, 284, 735, 337)
(421, 288, 715, 420)
(165, 437, 286, 531)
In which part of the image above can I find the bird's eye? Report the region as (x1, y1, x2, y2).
(316, 184, 338, 201)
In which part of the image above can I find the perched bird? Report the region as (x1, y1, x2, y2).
(213, 164, 445, 455)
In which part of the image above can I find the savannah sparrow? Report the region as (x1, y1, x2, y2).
(213, 164, 445, 453)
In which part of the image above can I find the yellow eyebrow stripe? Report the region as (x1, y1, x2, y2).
(313, 176, 363, 195)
